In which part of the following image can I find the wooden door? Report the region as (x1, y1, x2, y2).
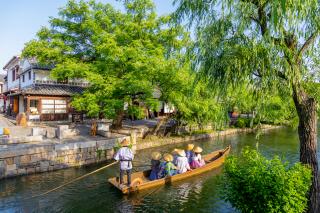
(13, 97, 19, 114)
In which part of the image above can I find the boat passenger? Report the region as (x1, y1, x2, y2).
(171, 148, 180, 165)
(114, 139, 134, 187)
(185, 144, 195, 164)
(190, 146, 206, 169)
(175, 149, 192, 174)
(157, 160, 167, 178)
(149, 151, 162, 180)
(163, 153, 177, 176)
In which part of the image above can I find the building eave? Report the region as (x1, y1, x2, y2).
(3, 56, 20, 70)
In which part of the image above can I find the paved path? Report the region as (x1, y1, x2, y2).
(0, 114, 14, 128)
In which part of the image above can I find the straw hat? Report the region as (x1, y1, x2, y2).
(163, 153, 173, 162)
(171, 148, 179, 154)
(120, 139, 130, 147)
(176, 149, 186, 157)
(186, 144, 194, 151)
(151, 151, 162, 160)
(193, 146, 203, 153)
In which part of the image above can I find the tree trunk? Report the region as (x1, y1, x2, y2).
(293, 87, 319, 213)
(112, 109, 124, 129)
(151, 116, 169, 136)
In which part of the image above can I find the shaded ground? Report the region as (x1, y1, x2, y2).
(0, 114, 14, 127)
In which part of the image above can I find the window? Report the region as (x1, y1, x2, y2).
(12, 66, 19, 81)
(16, 66, 19, 79)
(12, 69, 15, 81)
(41, 99, 67, 114)
(28, 71, 31, 80)
(30, 100, 39, 114)
(22, 74, 25, 82)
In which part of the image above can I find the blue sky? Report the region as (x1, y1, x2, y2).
(0, 0, 175, 72)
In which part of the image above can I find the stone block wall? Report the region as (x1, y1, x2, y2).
(0, 136, 131, 179)
(136, 125, 281, 150)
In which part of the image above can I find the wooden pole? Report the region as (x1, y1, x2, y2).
(30, 161, 118, 199)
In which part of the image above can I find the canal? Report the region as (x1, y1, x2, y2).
(1, 128, 319, 213)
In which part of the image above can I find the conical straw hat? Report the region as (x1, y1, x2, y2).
(186, 144, 194, 151)
(176, 149, 186, 157)
(193, 146, 203, 153)
(171, 148, 179, 154)
(151, 151, 162, 160)
(163, 153, 173, 162)
(120, 139, 130, 147)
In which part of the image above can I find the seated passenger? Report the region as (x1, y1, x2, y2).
(157, 160, 167, 178)
(149, 151, 162, 181)
(175, 149, 192, 174)
(185, 144, 195, 164)
(190, 146, 206, 169)
(171, 148, 179, 165)
(163, 153, 177, 176)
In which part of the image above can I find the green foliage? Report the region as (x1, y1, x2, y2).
(258, 95, 297, 126)
(174, 0, 320, 121)
(171, 76, 229, 129)
(222, 148, 312, 213)
(235, 118, 246, 128)
(96, 149, 103, 160)
(127, 105, 145, 120)
(22, 0, 189, 121)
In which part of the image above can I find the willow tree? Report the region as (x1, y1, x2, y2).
(22, 0, 188, 129)
(175, 0, 320, 212)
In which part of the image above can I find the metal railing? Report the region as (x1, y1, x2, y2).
(34, 80, 89, 87)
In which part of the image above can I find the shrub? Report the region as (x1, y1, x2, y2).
(235, 118, 246, 128)
(244, 118, 252, 128)
(221, 148, 312, 213)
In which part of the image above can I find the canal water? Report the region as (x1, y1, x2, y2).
(1, 128, 319, 213)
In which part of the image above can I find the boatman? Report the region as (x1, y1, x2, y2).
(114, 139, 134, 187)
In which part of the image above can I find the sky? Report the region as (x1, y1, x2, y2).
(0, 0, 175, 72)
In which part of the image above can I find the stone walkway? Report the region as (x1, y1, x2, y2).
(0, 114, 14, 128)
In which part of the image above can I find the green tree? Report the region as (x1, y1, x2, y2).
(174, 0, 320, 211)
(222, 148, 312, 213)
(22, 0, 188, 129)
(171, 77, 227, 131)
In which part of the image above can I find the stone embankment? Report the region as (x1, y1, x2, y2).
(136, 125, 281, 150)
(0, 135, 132, 179)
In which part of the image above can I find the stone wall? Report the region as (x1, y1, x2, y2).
(0, 136, 131, 179)
(136, 125, 281, 150)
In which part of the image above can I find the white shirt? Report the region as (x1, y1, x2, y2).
(114, 147, 134, 170)
(176, 156, 190, 174)
(192, 153, 202, 161)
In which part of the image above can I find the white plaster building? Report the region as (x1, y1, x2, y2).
(2, 56, 88, 121)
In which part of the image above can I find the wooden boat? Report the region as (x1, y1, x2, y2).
(108, 145, 231, 194)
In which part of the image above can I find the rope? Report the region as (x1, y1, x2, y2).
(29, 161, 118, 199)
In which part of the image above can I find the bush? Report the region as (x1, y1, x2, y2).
(235, 118, 246, 128)
(221, 148, 312, 213)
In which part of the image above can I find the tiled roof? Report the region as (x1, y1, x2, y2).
(14, 84, 85, 96)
